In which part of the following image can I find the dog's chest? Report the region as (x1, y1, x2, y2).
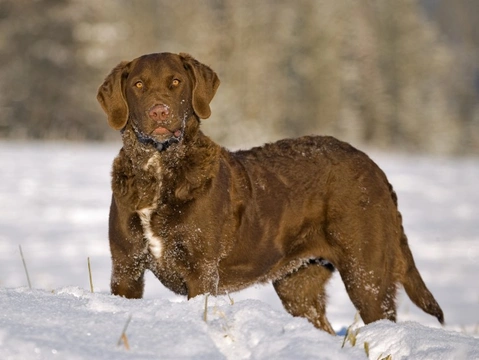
(136, 153, 166, 260)
(137, 206, 163, 259)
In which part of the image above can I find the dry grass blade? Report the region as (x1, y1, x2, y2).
(203, 294, 210, 322)
(378, 354, 392, 360)
(121, 333, 130, 350)
(341, 328, 349, 348)
(227, 292, 234, 305)
(364, 341, 370, 357)
(341, 311, 361, 348)
(87, 257, 94, 293)
(19, 245, 32, 289)
(117, 314, 132, 350)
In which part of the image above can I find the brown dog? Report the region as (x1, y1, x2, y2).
(97, 52, 444, 333)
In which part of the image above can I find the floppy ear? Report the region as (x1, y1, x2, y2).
(180, 53, 220, 119)
(97, 61, 131, 130)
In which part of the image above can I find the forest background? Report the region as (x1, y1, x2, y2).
(1, 0, 478, 155)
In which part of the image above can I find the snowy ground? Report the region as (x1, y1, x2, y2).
(0, 140, 478, 359)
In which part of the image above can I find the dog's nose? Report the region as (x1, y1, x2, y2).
(148, 104, 170, 121)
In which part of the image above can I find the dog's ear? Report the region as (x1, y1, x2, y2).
(180, 53, 220, 119)
(97, 61, 131, 130)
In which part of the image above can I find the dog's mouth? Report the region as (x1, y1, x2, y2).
(130, 120, 185, 152)
(152, 126, 183, 138)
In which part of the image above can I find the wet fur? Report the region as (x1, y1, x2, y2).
(98, 52, 444, 334)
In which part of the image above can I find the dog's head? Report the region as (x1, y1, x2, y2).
(97, 53, 220, 148)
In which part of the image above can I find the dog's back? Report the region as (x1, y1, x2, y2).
(225, 135, 443, 325)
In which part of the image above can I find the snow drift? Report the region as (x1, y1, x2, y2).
(0, 141, 478, 359)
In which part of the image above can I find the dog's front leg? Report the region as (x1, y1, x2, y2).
(186, 260, 220, 299)
(109, 196, 148, 299)
(110, 255, 146, 299)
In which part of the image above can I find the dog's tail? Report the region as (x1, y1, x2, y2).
(400, 231, 444, 324)
(391, 187, 445, 325)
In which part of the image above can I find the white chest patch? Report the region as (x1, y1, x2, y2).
(137, 154, 164, 259)
(137, 206, 163, 259)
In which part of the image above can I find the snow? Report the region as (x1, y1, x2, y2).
(1, 141, 478, 359)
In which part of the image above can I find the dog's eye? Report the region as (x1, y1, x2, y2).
(135, 81, 144, 89)
(172, 79, 180, 87)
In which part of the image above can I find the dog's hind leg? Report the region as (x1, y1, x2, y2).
(336, 258, 398, 324)
(273, 263, 335, 334)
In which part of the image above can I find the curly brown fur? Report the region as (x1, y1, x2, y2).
(97, 52, 444, 333)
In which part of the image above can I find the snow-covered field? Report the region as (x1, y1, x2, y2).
(1, 140, 478, 359)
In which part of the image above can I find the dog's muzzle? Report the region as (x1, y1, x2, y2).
(130, 122, 184, 152)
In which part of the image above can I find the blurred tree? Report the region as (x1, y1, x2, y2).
(426, 0, 479, 153)
(375, 0, 460, 153)
(0, 0, 477, 154)
(0, 0, 101, 139)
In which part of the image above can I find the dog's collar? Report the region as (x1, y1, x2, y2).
(126, 122, 183, 152)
